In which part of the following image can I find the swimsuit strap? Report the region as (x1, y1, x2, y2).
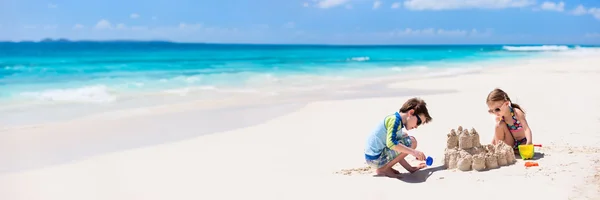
(503, 106, 525, 149)
(503, 106, 523, 131)
(510, 106, 521, 126)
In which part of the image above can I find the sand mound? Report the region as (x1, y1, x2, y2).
(444, 126, 517, 171)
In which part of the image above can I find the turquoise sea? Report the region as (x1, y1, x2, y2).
(0, 42, 596, 126)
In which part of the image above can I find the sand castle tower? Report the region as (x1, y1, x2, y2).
(444, 126, 516, 171)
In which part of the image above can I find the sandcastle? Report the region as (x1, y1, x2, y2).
(444, 126, 517, 171)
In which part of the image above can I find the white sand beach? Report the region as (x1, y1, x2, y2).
(1, 51, 600, 200)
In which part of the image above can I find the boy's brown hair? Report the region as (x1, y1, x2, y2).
(399, 97, 432, 124)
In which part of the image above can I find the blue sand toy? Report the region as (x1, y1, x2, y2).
(425, 156, 433, 166)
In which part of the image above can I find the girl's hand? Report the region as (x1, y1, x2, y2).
(526, 140, 533, 145)
(495, 116, 504, 125)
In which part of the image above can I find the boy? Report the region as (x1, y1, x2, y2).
(364, 97, 433, 178)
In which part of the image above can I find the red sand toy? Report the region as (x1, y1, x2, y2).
(524, 162, 539, 167)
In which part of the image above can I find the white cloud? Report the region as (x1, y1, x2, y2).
(345, 4, 353, 9)
(403, 0, 535, 10)
(373, 1, 382, 9)
(316, 0, 349, 9)
(90, 22, 149, 31)
(94, 19, 112, 30)
(130, 26, 148, 31)
(571, 5, 587, 15)
(585, 33, 600, 38)
(178, 22, 203, 30)
(540, 1, 564, 12)
(23, 25, 36, 29)
(72, 24, 84, 30)
(130, 13, 140, 19)
(43, 25, 58, 30)
(384, 28, 491, 37)
(5, 22, 253, 43)
(303, 2, 310, 7)
(569, 5, 600, 20)
(254, 24, 270, 29)
(436, 29, 468, 36)
(116, 23, 127, 29)
(48, 3, 57, 9)
(391, 2, 401, 9)
(589, 8, 600, 20)
(283, 22, 295, 29)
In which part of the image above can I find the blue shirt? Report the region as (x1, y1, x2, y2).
(364, 112, 405, 160)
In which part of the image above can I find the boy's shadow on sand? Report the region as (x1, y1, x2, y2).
(374, 152, 547, 183)
(375, 165, 446, 183)
(382, 152, 547, 183)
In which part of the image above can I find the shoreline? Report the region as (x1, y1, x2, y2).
(1, 51, 550, 129)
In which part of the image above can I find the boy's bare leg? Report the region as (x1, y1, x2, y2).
(375, 137, 419, 177)
(375, 160, 401, 178)
(396, 136, 422, 173)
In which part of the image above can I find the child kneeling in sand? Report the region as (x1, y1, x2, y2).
(486, 88, 533, 152)
(364, 97, 432, 178)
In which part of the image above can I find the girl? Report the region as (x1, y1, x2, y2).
(486, 88, 533, 152)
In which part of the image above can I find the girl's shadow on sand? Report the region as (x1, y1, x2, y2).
(517, 152, 545, 161)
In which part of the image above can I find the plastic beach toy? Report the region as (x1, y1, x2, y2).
(426, 156, 433, 166)
(524, 162, 539, 167)
(518, 144, 542, 160)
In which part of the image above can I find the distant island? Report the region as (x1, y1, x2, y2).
(0, 38, 177, 43)
(39, 38, 72, 43)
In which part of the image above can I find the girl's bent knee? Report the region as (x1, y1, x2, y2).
(495, 121, 506, 130)
(495, 123, 508, 136)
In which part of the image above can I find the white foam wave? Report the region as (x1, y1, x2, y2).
(3, 65, 25, 70)
(390, 65, 429, 72)
(572, 46, 600, 52)
(548, 46, 600, 57)
(172, 75, 202, 83)
(245, 74, 280, 85)
(163, 86, 217, 96)
(422, 66, 484, 78)
(348, 57, 370, 62)
(502, 45, 571, 52)
(20, 85, 117, 103)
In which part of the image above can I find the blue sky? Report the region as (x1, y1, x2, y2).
(1, 0, 599, 44)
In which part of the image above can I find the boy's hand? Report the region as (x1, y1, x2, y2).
(411, 150, 426, 161)
(409, 163, 428, 173)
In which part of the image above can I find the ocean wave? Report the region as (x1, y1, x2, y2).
(160, 85, 268, 97)
(3, 65, 26, 71)
(347, 57, 370, 62)
(573, 46, 600, 52)
(549, 46, 600, 57)
(19, 85, 117, 103)
(389, 65, 429, 72)
(422, 66, 484, 78)
(502, 45, 571, 52)
(162, 86, 218, 96)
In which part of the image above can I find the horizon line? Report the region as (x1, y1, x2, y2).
(0, 38, 598, 46)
